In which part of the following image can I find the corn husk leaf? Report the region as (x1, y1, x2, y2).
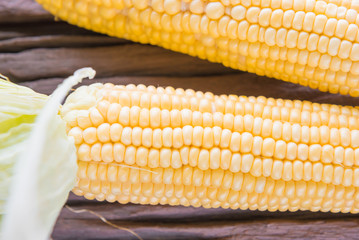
(0, 68, 96, 240)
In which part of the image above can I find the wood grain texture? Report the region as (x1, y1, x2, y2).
(2, 0, 359, 239)
(54, 193, 359, 240)
(0, 0, 51, 23)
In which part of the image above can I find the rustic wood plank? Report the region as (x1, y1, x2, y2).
(1, 45, 237, 82)
(0, 22, 100, 41)
(0, 0, 51, 23)
(4, 0, 359, 239)
(52, 194, 359, 240)
(0, 22, 128, 52)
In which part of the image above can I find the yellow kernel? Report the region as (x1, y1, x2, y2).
(241, 154, 254, 173)
(286, 142, 297, 160)
(258, 8, 272, 27)
(77, 110, 92, 129)
(160, 148, 172, 168)
(297, 144, 308, 161)
(292, 161, 303, 181)
(198, 149, 210, 170)
(333, 166, 344, 185)
(313, 15, 327, 34)
(119, 106, 130, 126)
(210, 147, 221, 169)
(189, 147, 200, 167)
(240, 132, 254, 153)
(229, 132, 241, 152)
(193, 126, 204, 147)
(328, 37, 341, 56)
(246, 7, 260, 23)
(124, 146, 136, 165)
(164, 0, 181, 15)
(312, 162, 323, 182)
(114, 143, 125, 163)
(153, 129, 162, 148)
(90, 108, 105, 126)
(97, 123, 111, 142)
(262, 138, 275, 157)
(190, 0, 204, 14)
(282, 161, 292, 181)
(230, 153, 241, 172)
(221, 149, 232, 170)
(231, 5, 246, 21)
(270, 9, 283, 28)
(162, 127, 173, 148)
(205, 2, 224, 20)
(102, 143, 114, 163)
(271, 160, 283, 180)
(107, 103, 121, 124)
(171, 150, 182, 169)
(148, 149, 160, 168)
(344, 148, 354, 166)
(309, 144, 321, 162)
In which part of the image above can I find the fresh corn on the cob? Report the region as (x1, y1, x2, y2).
(36, 0, 359, 96)
(61, 83, 359, 213)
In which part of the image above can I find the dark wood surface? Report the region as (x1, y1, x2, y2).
(2, 1, 359, 239)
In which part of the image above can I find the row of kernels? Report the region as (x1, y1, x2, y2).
(74, 185, 359, 213)
(255, 157, 350, 185)
(73, 119, 359, 155)
(216, 10, 357, 44)
(71, 103, 355, 134)
(263, 159, 354, 185)
(229, 106, 358, 130)
(77, 141, 359, 186)
(78, 143, 251, 170)
(109, 104, 359, 131)
(140, 1, 359, 40)
(118, 0, 185, 16)
(100, 84, 213, 101)
(73, 121, 359, 153)
(234, 42, 355, 79)
(243, 55, 359, 93)
(230, 41, 358, 78)
(220, 95, 357, 116)
(105, 90, 358, 120)
(184, 120, 354, 148)
(322, 1, 355, 19)
(223, 51, 359, 95)
(126, 0, 359, 17)
(80, 161, 252, 191)
(94, 177, 352, 204)
(90, 84, 358, 116)
(221, 39, 359, 74)
(263, 29, 359, 62)
(75, 177, 359, 212)
(77, 160, 359, 199)
(106, 93, 213, 113)
(258, 60, 355, 97)
(77, 128, 359, 165)
(231, 7, 358, 41)
(66, 87, 358, 132)
(319, 0, 359, 12)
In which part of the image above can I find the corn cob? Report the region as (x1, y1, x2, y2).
(36, 0, 359, 97)
(61, 83, 359, 213)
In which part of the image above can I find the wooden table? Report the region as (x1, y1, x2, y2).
(2, 1, 359, 239)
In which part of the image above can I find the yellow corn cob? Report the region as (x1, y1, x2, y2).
(61, 83, 359, 213)
(36, 0, 359, 97)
